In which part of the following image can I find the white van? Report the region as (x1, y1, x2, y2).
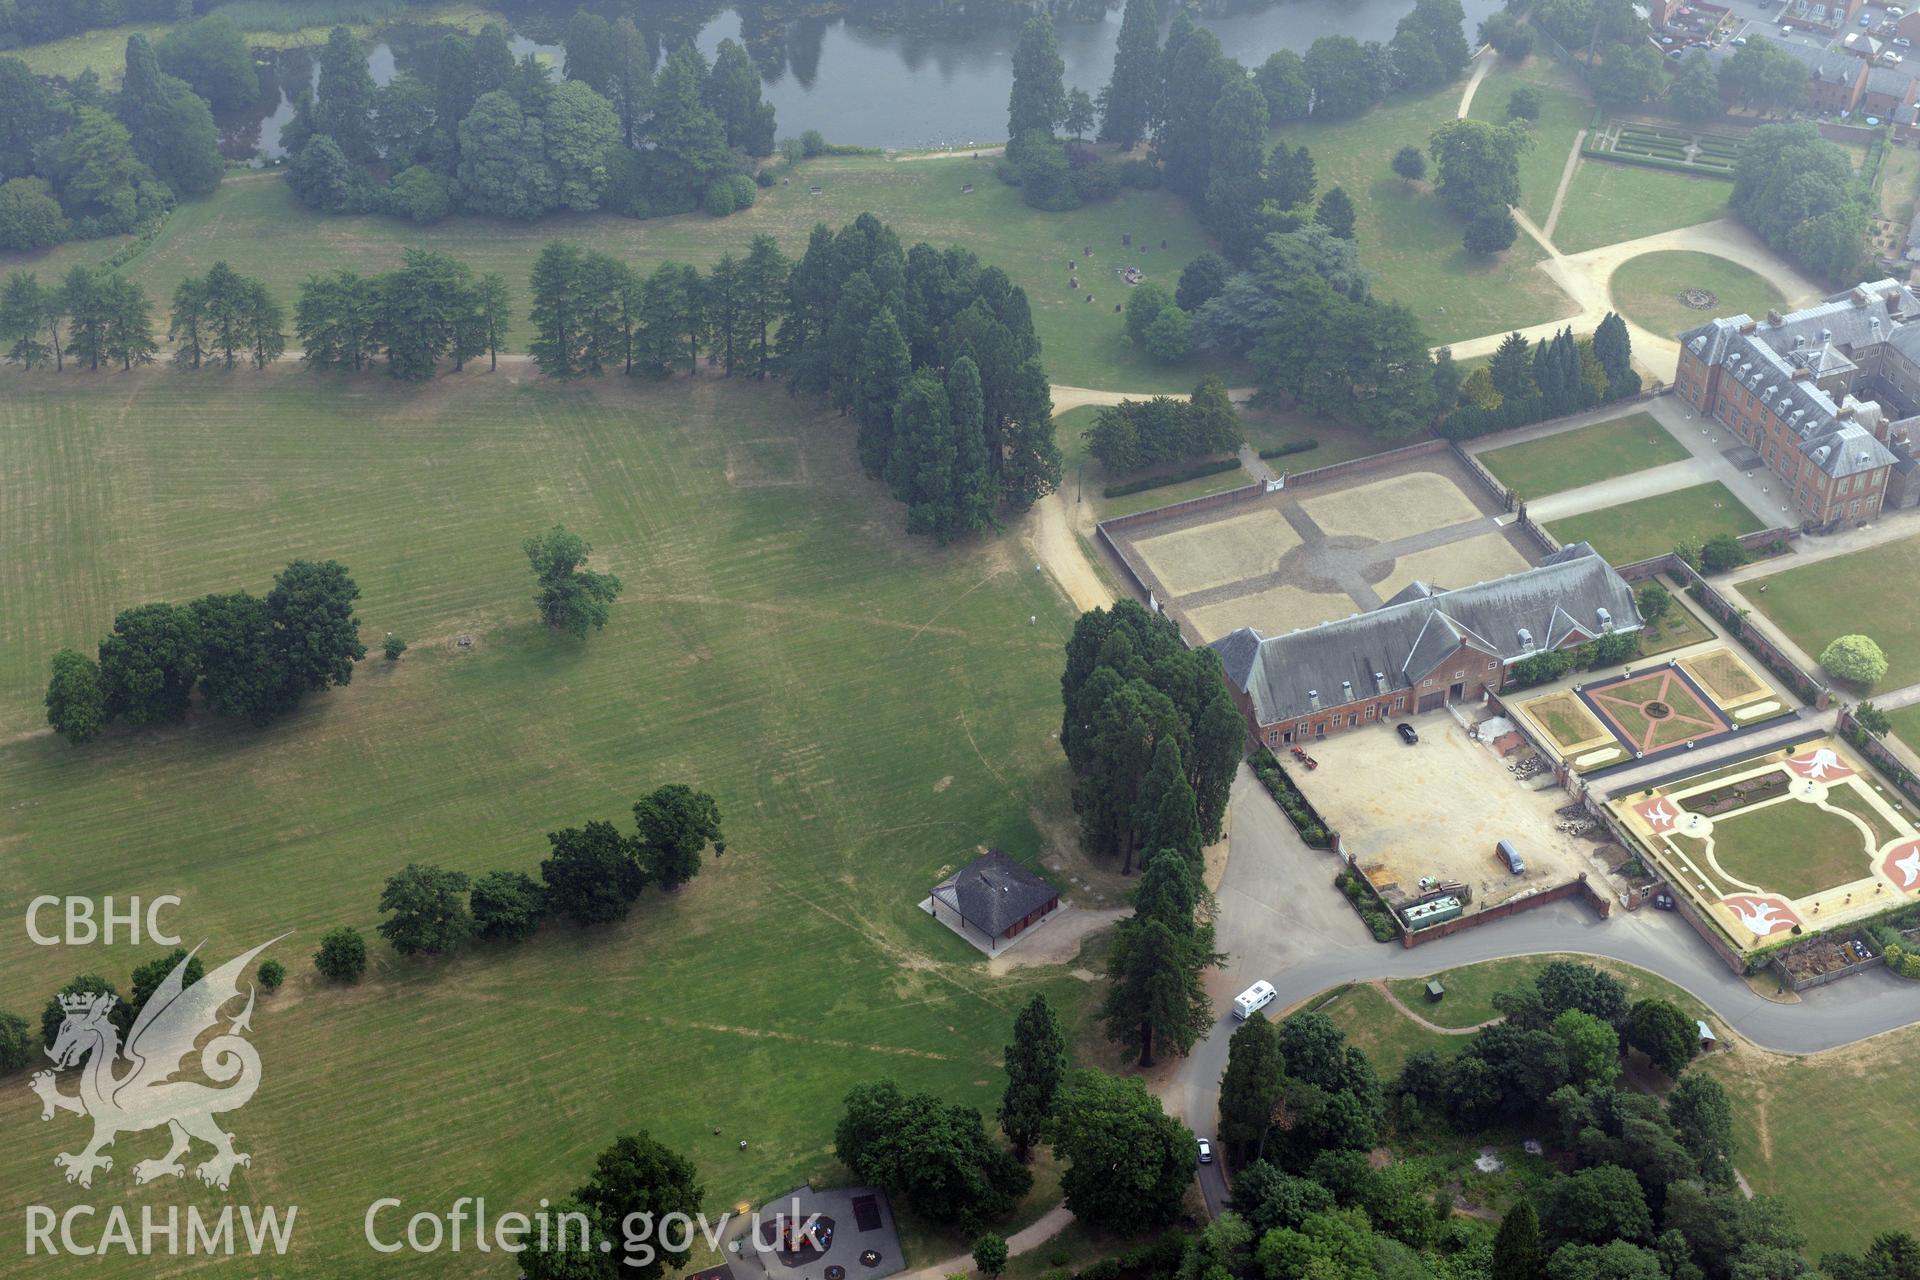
(1233, 981, 1277, 1020)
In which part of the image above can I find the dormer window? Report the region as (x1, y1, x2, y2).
(1517, 627, 1534, 652)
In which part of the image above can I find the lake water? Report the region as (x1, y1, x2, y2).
(222, 0, 1502, 162)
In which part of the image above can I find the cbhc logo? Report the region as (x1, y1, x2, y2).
(25, 897, 182, 946)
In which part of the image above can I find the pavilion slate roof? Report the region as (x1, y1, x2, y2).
(931, 850, 1056, 936)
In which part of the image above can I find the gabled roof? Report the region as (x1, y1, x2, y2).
(931, 850, 1056, 936)
(1208, 544, 1642, 725)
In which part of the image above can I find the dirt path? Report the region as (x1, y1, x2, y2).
(1440, 219, 1825, 382)
(1455, 48, 1496, 119)
(1541, 130, 1586, 244)
(1026, 490, 1114, 613)
(1369, 980, 1502, 1034)
(904, 1205, 1076, 1280)
(890, 145, 1005, 162)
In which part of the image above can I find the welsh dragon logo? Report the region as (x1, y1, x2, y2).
(30, 937, 282, 1190)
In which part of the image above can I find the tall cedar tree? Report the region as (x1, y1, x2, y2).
(1100, 850, 1220, 1065)
(1007, 13, 1065, 150)
(117, 35, 222, 198)
(999, 994, 1068, 1162)
(1099, 0, 1160, 148)
(1134, 736, 1204, 882)
(1218, 1011, 1287, 1166)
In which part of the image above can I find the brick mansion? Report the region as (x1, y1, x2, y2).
(1675, 279, 1920, 526)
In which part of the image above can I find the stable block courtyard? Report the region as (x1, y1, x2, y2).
(1104, 451, 1535, 645)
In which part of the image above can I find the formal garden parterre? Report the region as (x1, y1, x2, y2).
(1610, 738, 1920, 954)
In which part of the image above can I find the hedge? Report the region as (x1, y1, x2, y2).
(1248, 747, 1335, 849)
(1101, 456, 1241, 498)
(1581, 147, 1737, 182)
(1258, 437, 1320, 461)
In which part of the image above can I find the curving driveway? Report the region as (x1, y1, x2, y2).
(1444, 218, 1825, 381)
(1167, 767, 1920, 1147)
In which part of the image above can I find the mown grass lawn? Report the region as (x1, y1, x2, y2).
(1465, 56, 1591, 226)
(1552, 162, 1733, 254)
(1747, 533, 1920, 689)
(0, 370, 1111, 1277)
(1608, 250, 1785, 342)
(1476, 411, 1690, 499)
(8, 1, 507, 81)
(2, 156, 1242, 394)
(1705, 800, 1870, 899)
(1701, 1024, 1920, 1257)
(1546, 481, 1763, 565)
(1282, 79, 1575, 345)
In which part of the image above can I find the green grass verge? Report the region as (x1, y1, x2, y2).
(1552, 160, 1733, 254)
(1701, 1024, 1920, 1257)
(1465, 57, 1592, 226)
(1746, 533, 1920, 689)
(1475, 411, 1689, 499)
(5, 2, 506, 82)
(1608, 250, 1786, 343)
(1282, 78, 1574, 345)
(1546, 481, 1763, 566)
(1636, 586, 1714, 659)
(1317, 983, 1469, 1079)
(0, 370, 1107, 1276)
(1709, 799, 1872, 900)
(2, 156, 1241, 394)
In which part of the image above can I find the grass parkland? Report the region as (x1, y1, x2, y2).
(5, 12, 1918, 1273)
(0, 371, 1107, 1273)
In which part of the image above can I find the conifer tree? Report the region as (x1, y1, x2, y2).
(1099, 0, 1160, 148)
(1000, 994, 1067, 1163)
(854, 308, 912, 478)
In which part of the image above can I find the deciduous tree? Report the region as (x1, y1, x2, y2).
(525, 525, 623, 636)
(377, 864, 473, 957)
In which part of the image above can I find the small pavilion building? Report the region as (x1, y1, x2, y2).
(923, 851, 1060, 954)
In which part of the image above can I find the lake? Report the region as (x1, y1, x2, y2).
(222, 0, 1502, 162)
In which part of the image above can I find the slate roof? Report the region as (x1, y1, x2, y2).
(1864, 63, 1916, 99)
(931, 850, 1056, 936)
(1679, 281, 1909, 479)
(1209, 544, 1642, 726)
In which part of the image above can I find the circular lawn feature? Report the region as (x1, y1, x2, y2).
(1609, 250, 1786, 340)
(1645, 701, 1672, 720)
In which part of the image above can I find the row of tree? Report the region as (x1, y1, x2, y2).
(0, 265, 152, 371)
(521, 213, 1063, 536)
(295, 250, 512, 380)
(372, 785, 723, 962)
(285, 22, 772, 225)
(0, 39, 224, 252)
(1084, 376, 1242, 472)
(1059, 603, 1243, 1067)
(44, 560, 366, 743)
(1445, 313, 1641, 438)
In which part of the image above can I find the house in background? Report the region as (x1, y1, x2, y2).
(1676, 280, 1910, 526)
(922, 850, 1060, 954)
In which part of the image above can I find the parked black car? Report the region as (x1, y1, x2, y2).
(1396, 722, 1418, 745)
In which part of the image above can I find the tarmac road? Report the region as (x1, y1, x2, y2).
(1169, 766, 1920, 1154)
